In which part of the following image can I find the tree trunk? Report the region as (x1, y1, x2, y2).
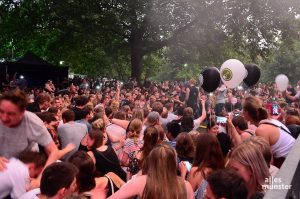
(130, 29, 143, 82)
(130, 48, 143, 82)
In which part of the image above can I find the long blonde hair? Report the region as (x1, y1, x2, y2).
(229, 142, 270, 192)
(247, 137, 272, 167)
(142, 144, 187, 199)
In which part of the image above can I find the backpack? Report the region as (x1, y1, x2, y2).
(127, 150, 140, 175)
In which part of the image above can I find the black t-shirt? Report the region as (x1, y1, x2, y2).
(26, 102, 41, 113)
(92, 146, 126, 181)
(187, 86, 198, 108)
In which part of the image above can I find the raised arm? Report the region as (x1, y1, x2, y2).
(198, 95, 207, 123)
(227, 116, 242, 146)
(194, 95, 207, 129)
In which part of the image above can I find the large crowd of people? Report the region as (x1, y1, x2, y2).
(0, 76, 300, 199)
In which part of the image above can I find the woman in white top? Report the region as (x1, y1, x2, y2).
(242, 96, 295, 168)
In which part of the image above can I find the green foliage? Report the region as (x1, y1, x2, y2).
(0, 0, 300, 82)
(261, 40, 300, 84)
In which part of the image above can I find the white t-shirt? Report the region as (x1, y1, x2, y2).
(19, 188, 40, 199)
(259, 119, 295, 158)
(0, 111, 52, 158)
(216, 85, 227, 104)
(0, 158, 29, 199)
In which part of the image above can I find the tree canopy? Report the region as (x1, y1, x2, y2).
(0, 0, 299, 82)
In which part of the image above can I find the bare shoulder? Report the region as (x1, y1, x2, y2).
(188, 167, 203, 181)
(255, 124, 280, 145)
(189, 167, 198, 176)
(124, 175, 147, 185)
(256, 123, 278, 136)
(241, 132, 252, 141)
(106, 172, 125, 188)
(95, 176, 108, 186)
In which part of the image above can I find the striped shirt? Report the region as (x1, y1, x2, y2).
(123, 138, 144, 156)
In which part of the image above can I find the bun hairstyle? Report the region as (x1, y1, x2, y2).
(243, 96, 268, 123)
(129, 118, 143, 143)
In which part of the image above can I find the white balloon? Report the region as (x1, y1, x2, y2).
(220, 59, 246, 88)
(275, 74, 289, 92)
